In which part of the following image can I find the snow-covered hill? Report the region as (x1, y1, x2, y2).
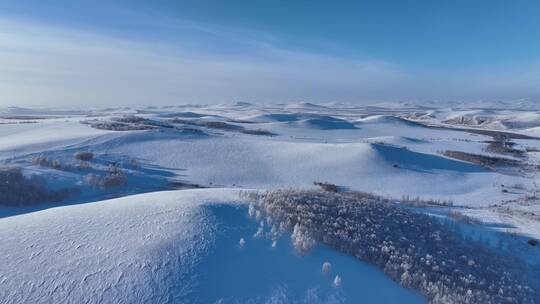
(0, 189, 425, 304)
(1, 103, 540, 303)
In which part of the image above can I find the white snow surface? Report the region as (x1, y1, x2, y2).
(0, 189, 425, 304)
(1, 103, 540, 302)
(0, 189, 232, 303)
(1, 103, 539, 218)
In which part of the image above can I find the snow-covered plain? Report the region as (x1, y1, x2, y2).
(1, 102, 539, 303)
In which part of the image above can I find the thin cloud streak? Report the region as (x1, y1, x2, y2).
(0, 18, 409, 107)
(0, 18, 538, 107)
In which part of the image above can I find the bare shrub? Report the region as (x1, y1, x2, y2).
(199, 120, 243, 130)
(313, 181, 339, 193)
(447, 210, 481, 225)
(84, 173, 101, 187)
(0, 167, 78, 206)
(31, 155, 62, 169)
(74, 151, 94, 161)
(400, 195, 454, 207)
(114, 115, 149, 124)
(484, 135, 525, 157)
(84, 118, 155, 131)
(241, 129, 277, 136)
(102, 174, 127, 188)
(84, 163, 127, 188)
(75, 161, 91, 170)
(172, 119, 244, 131)
(441, 150, 521, 168)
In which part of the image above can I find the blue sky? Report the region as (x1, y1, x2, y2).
(0, 0, 539, 106)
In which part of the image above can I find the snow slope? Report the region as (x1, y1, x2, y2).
(2, 103, 540, 302)
(1, 106, 534, 208)
(0, 189, 425, 304)
(100, 135, 525, 206)
(0, 119, 112, 160)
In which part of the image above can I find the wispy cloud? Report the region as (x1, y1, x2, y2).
(0, 17, 539, 107)
(0, 18, 409, 107)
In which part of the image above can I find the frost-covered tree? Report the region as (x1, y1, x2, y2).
(333, 275, 342, 287)
(322, 262, 331, 274)
(291, 223, 315, 255)
(244, 189, 538, 304)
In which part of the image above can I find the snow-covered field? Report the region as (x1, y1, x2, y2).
(1, 102, 539, 303)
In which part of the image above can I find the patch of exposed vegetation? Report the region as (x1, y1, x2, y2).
(0, 167, 79, 206)
(74, 151, 94, 161)
(245, 190, 537, 304)
(84, 120, 156, 131)
(241, 129, 277, 136)
(226, 118, 256, 124)
(446, 210, 482, 225)
(399, 195, 454, 207)
(171, 118, 243, 131)
(313, 181, 339, 193)
(84, 115, 175, 131)
(0, 115, 50, 120)
(84, 163, 127, 188)
(175, 127, 208, 136)
(443, 116, 492, 127)
(198, 120, 243, 130)
(406, 118, 539, 140)
(441, 150, 521, 169)
(172, 118, 276, 136)
(484, 135, 525, 157)
(31, 155, 62, 169)
(167, 180, 205, 190)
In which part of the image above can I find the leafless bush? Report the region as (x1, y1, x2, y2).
(247, 189, 537, 304)
(199, 120, 243, 130)
(441, 150, 521, 168)
(226, 118, 256, 124)
(484, 135, 525, 157)
(171, 119, 243, 131)
(241, 129, 277, 136)
(113, 115, 149, 124)
(175, 127, 208, 136)
(447, 210, 481, 225)
(102, 173, 127, 188)
(84, 163, 127, 188)
(84, 117, 156, 131)
(74, 151, 94, 161)
(84, 173, 101, 187)
(0, 167, 78, 206)
(31, 155, 62, 169)
(75, 161, 91, 170)
(313, 181, 339, 193)
(400, 195, 454, 207)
